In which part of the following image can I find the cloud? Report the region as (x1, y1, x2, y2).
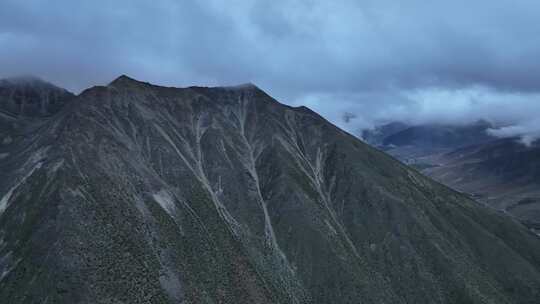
(1, 0, 539, 143)
(488, 121, 540, 146)
(298, 87, 540, 146)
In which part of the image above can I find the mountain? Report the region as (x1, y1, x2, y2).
(362, 122, 540, 233)
(365, 121, 496, 163)
(382, 121, 494, 150)
(424, 138, 540, 229)
(1, 75, 540, 303)
(0, 76, 75, 165)
(361, 122, 410, 146)
(0, 76, 74, 118)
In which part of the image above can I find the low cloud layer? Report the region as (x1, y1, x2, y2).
(488, 121, 540, 146)
(1, 0, 539, 142)
(299, 88, 540, 143)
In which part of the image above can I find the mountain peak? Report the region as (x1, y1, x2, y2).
(108, 74, 147, 88)
(0, 75, 74, 117)
(1, 75, 53, 88)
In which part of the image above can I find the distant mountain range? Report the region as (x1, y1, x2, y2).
(362, 121, 540, 233)
(1, 76, 540, 303)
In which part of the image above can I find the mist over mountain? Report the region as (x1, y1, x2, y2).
(0, 76, 73, 118)
(361, 121, 496, 160)
(340, 88, 540, 147)
(1, 75, 540, 303)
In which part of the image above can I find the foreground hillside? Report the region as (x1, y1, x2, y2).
(1, 76, 540, 303)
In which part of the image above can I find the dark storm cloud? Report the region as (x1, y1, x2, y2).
(1, 0, 540, 141)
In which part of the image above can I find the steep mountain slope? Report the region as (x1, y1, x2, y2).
(424, 138, 540, 229)
(0, 76, 73, 118)
(362, 121, 540, 232)
(0, 76, 75, 158)
(1, 76, 540, 303)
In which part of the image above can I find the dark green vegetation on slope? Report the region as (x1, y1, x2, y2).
(1, 76, 540, 303)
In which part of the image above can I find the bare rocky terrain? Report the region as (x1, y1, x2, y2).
(1, 76, 540, 303)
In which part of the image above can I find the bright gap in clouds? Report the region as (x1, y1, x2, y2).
(293, 87, 540, 144)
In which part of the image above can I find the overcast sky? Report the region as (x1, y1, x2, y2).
(1, 0, 540, 141)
